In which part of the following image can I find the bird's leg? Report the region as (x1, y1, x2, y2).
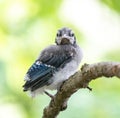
(44, 90, 54, 99)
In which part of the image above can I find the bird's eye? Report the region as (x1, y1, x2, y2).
(57, 31, 62, 37)
(71, 33, 74, 37)
(57, 33, 59, 37)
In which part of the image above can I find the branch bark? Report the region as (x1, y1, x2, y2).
(42, 62, 120, 118)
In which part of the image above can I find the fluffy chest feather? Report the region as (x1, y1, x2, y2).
(47, 45, 83, 90)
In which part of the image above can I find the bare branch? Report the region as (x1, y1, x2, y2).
(42, 62, 120, 118)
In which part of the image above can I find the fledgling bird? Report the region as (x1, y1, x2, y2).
(23, 27, 83, 97)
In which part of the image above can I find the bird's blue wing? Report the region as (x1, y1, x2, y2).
(23, 62, 56, 91)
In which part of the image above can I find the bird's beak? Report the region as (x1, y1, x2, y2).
(61, 34, 70, 45)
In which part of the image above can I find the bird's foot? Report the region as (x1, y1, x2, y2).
(44, 90, 54, 99)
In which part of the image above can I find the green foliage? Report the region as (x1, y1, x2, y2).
(103, 48, 120, 61)
(101, 0, 120, 13)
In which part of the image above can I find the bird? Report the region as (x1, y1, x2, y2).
(23, 27, 83, 97)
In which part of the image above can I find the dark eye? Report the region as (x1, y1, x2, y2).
(57, 33, 59, 37)
(57, 31, 62, 37)
(71, 33, 74, 37)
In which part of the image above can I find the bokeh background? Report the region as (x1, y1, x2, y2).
(0, 0, 120, 118)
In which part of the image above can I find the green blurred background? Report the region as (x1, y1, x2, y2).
(0, 0, 120, 118)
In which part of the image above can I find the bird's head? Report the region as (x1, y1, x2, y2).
(55, 27, 76, 46)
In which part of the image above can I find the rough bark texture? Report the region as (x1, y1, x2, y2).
(42, 62, 120, 118)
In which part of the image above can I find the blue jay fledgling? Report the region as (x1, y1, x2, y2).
(23, 27, 83, 97)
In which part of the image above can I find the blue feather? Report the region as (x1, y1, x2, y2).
(23, 61, 57, 91)
(27, 62, 56, 81)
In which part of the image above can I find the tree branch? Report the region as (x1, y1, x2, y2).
(42, 62, 120, 118)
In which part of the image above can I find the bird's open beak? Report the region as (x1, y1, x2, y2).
(61, 38, 70, 45)
(60, 35, 70, 45)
